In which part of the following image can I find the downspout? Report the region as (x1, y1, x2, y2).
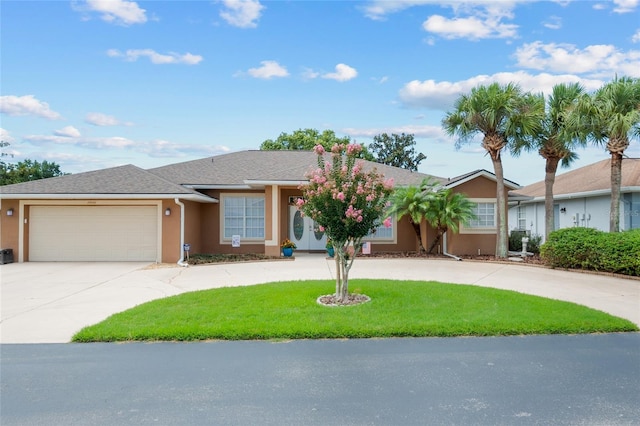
(175, 198, 188, 267)
(442, 231, 462, 261)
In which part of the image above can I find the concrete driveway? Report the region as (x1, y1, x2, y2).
(1, 255, 638, 343)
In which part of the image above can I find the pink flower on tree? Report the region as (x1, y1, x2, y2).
(297, 143, 394, 303)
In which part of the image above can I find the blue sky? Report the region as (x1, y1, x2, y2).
(1, 0, 639, 186)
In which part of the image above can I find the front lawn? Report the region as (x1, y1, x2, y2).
(72, 279, 638, 342)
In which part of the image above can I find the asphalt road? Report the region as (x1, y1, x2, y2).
(2, 333, 639, 425)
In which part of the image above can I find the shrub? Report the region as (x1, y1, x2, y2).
(509, 230, 542, 254)
(540, 228, 640, 276)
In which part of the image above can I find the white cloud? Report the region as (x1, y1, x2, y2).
(362, 0, 433, 21)
(139, 140, 231, 158)
(364, 1, 520, 39)
(107, 49, 203, 65)
(1, 128, 15, 143)
(54, 126, 81, 138)
(25, 134, 135, 149)
(398, 71, 604, 110)
(244, 60, 289, 79)
(74, 0, 147, 25)
(543, 15, 562, 30)
(22, 129, 231, 159)
(0, 95, 63, 120)
(219, 0, 264, 28)
(514, 41, 640, 77)
(301, 67, 321, 80)
(322, 64, 358, 82)
(632, 29, 640, 43)
(84, 112, 130, 126)
(423, 14, 518, 39)
(612, 0, 639, 13)
(343, 124, 448, 141)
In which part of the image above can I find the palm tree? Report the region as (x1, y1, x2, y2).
(386, 178, 438, 252)
(572, 76, 640, 232)
(424, 189, 476, 254)
(443, 82, 544, 258)
(513, 83, 585, 240)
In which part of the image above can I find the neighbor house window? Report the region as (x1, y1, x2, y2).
(223, 195, 265, 240)
(517, 206, 526, 230)
(461, 200, 497, 233)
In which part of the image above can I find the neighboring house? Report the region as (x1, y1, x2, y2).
(508, 158, 640, 241)
(0, 150, 517, 263)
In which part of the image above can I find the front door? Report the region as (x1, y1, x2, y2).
(289, 206, 326, 251)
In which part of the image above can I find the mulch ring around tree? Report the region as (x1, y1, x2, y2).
(316, 293, 371, 307)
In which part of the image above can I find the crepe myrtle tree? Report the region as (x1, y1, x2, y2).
(297, 143, 394, 303)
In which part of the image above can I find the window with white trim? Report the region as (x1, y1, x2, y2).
(469, 202, 495, 228)
(365, 215, 395, 241)
(461, 200, 497, 233)
(517, 206, 526, 230)
(223, 195, 265, 240)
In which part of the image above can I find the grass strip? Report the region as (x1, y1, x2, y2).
(72, 279, 638, 342)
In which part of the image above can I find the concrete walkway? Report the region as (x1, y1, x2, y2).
(1, 254, 638, 343)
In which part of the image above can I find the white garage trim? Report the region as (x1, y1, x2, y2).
(19, 200, 162, 262)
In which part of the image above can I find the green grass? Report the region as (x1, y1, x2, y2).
(72, 280, 638, 342)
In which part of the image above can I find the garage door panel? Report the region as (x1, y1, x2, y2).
(29, 206, 158, 262)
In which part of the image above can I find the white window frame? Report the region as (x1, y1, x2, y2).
(220, 194, 265, 243)
(460, 198, 497, 234)
(517, 205, 527, 230)
(364, 215, 396, 243)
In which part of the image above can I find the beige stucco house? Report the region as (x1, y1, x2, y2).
(0, 150, 515, 263)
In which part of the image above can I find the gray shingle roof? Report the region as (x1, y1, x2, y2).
(509, 158, 640, 199)
(0, 164, 205, 197)
(148, 150, 443, 187)
(0, 150, 460, 200)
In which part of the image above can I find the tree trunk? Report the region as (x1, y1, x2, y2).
(544, 157, 560, 240)
(410, 220, 425, 252)
(610, 152, 622, 232)
(334, 252, 341, 299)
(491, 155, 508, 258)
(427, 228, 445, 254)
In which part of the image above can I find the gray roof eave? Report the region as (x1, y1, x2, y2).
(512, 186, 640, 204)
(0, 193, 219, 203)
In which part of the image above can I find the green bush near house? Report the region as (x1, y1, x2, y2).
(541, 228, 640, 276)
(509, 230, 542, 254)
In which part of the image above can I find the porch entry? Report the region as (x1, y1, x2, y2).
(288, 206, 327, 251)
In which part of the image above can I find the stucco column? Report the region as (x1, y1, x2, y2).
(264, 185, 280, 257)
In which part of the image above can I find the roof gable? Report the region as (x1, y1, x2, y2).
(444, 169, 521, 190)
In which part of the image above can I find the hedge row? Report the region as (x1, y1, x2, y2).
(540, 228, 640, 276)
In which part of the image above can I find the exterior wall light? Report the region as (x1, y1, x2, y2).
(6, 208, 14, 216)
(560, 207, 566, 213)
(165, 208, 171, 216)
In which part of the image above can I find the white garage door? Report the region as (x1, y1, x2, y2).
(29, 205, 158, 261)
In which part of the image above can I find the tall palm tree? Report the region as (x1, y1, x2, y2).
(386, 178, 438, 252)
(572, 76, 640, 232)
(513, 83, 585, 240)
(443, 82, 544, 257)
(424, 189, 476, 254)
